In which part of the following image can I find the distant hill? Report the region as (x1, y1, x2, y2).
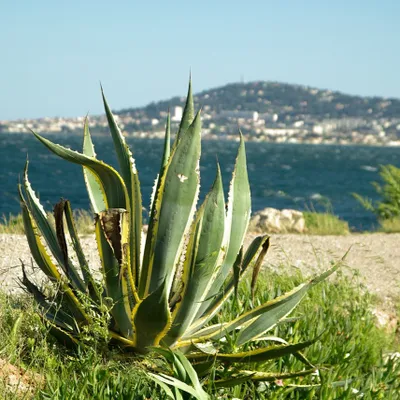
(4, 81, 400, 146)
(116, 81, 400, 121)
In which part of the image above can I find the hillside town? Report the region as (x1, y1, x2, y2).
(2, 81, 400, 146)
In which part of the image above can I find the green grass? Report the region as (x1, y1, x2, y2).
(378, 217, 400, 233)
(0, 210, 95, 235)
(0, 266, 399, 399)
(0, 214, 25, 234)
(304, 211, 350, 235)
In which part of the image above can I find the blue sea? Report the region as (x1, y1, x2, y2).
(1, 133, 400, 230)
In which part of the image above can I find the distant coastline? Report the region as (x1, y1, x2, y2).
(2, 130, 400, 147)
(2, 81, 400, 147)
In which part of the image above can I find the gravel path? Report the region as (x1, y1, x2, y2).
(1, 233, 399, 313)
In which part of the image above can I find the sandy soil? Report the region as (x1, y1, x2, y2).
(1, 233, 399, 314)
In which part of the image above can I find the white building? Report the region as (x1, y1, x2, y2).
(172, 106, 183, 122)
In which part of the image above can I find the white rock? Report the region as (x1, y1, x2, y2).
(249, 207, 306, 233)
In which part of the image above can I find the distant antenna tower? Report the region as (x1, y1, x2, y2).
(240, 74, 244, 84)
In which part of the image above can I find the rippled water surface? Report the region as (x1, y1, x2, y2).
(1, 133, 400, 230)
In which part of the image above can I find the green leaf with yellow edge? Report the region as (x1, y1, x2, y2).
(185, 258, 338, 346)
(212, 368, 316, 387)
(174, 78, 194, 148)
(95, 212, 133, 338)
(139, 111, 201, 298)
(31, 130, 128, 209)
(162, 112, 171, 167)
(82, 118, 106, 213)
(132, 280, 171, 351)
(250, 236, 270, 299)
(142, 114, 173, 298)
(187, 337, 318, 363)
(250, 335, 315, 369)
(165, 166, 225, 346)
(23, 162, 86, 293)
(62, 200, 102, 303)
(102, 88, 143, 287)
(21, 265, 77, 332)
(235, 261, 341, 345)
(47, 323, 79, 349)
(188, 235, 269, 336)
(196, 134, 250, 316)
(19, 186, 89, 324)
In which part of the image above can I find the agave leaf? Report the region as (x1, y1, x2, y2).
(19, 187, 60, 281)
(250, 336, 315, 369)
(31, 131, 128, 209)
(197, 134, 250, 315)
(47, 323, 79, 349)
(212, 372, 255, 388)
(108, 330, 135, 347)
(235, 261, 343, 346)
(233, 247, 243, 299)
(250, 236, 270, 299)
(140, 111, 201, 298)
(187, 337, 317, 363)
(166, 166, 225, 345)
(20, 274, 78, 348)
(95, 213, 133, 338)
(192, 342, 218, 355)
(147, 114, 173, 246)
(53, 200, 69, 271)
(213, 368, 316, 387)
(62, 200, 101, 303)
(166, 206, 204, 343)
(188, 261, 339, 345)
(192, 361, 215, 378)
(178, 323, 228, 343)
(162, 112, 171, 167)
(218, 132, 251, 280)
(188, 235, 269, 336)
(132, 280, 171, 351)
(21, 266, 77, 332)
(233, 263, 340, 346)
(23, 163, 86, 293)
(82, 118, 106, 213)
(19, 187, 89, 323)
(242, 235, 270, 271)
(173, 78, 194, 148)
(102, 89, 143, 287)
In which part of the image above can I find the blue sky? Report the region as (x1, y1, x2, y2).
(1, 0, 399, 120)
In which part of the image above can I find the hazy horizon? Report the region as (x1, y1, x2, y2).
(1, 0, 399, 120)
(3, 78, 400, 121)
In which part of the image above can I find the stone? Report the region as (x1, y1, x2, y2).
(249, 207, 306, 233)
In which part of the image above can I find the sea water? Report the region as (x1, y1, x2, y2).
(1, 133, 399, 230)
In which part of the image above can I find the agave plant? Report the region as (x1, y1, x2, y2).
(18, 80, 339, 383)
